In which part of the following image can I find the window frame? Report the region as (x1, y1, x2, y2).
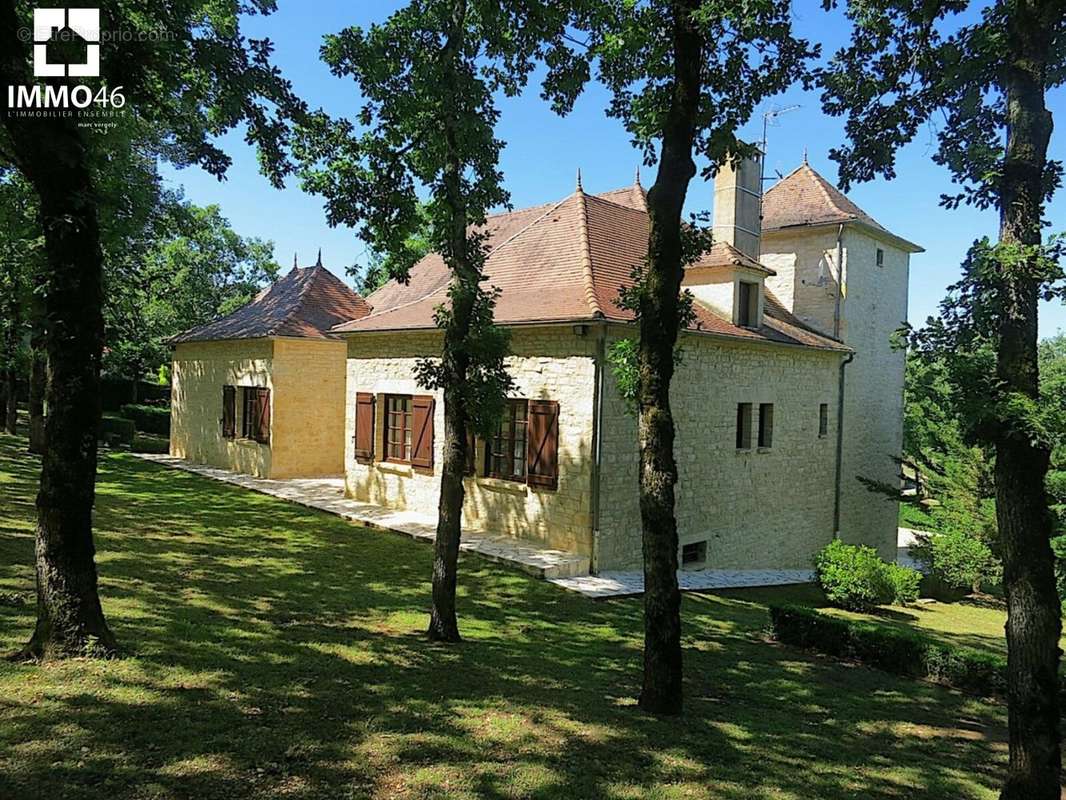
(736, 402, 753, 450)
(758, 402, 774, 449)
(485, 398, 529, 483)
(736, 280, 759, 328)
(383, 394, 414, 464)
(238, 386, 270, 445)
(819, 403, 829, 438)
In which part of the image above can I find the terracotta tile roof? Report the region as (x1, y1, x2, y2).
(335, 184, 848, 352)
(762, 162, 889, 232)
(689, 241, 775, 276)
(170, 264, 371, 344)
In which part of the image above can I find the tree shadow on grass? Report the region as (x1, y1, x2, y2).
(0, 435, 1008, 800)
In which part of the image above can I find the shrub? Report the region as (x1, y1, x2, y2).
(914, 529, 1000, 593)
(884, 562, 921, 605)
(98, 415, 135, 447)
(120, 403, 170, 436)
(768, 604, 1010, 697)
(815, 540, 891, 611)
(132, 434, 170, 454)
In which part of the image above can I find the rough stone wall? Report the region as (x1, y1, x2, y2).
(343, 327, 597, 555)
(170, 339, 273, 477)
(762, 225, 910, 560)
(762, 227, 846, 338)
(597, 327, 843, 572)
(836, 230, 909, 559)
(270, 338, 348, 478)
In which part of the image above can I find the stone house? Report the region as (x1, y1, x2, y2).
(169, 157, 921, 574)
(169, 259, 370, 478)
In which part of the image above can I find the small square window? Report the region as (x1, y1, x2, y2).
(736, 403, 752, 450)
(758, 403, 774, 449)
(876, 248, 885, 267)
(819, 403, 829, 437)
(681, 541, 707, 568)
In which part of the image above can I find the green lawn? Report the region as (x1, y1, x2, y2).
(0, 432, 1010, 800)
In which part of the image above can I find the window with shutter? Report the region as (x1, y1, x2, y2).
(384, 395, 413, 462)
(526, 399, 559, 489)
(241, 387, 256, 440)
(485, 399, 528, 482)
(222, 385, 236, 439)
(254, 387, 271, 444)
(411, 395, 435, 469)
(354, 392, 376, 461)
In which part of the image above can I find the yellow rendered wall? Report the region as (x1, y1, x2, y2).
(170, 339, 273, 477)
(270, 338, 348, 478)
(343, 328, 597, 555)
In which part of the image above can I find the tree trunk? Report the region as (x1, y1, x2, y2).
(427, 0, 474, 643)
(0, 0, 117, 660)
(636, 0, 702, 716)
(997, 3, 1061, 797)
(4, 367, 15, 434)
(28, 306, 46, 455)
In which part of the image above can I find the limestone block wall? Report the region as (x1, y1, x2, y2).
(270, 338, 348, 478)
(835, 230, 909, 559)
(343, 327, 597, 555)
(762, 226, 846, 339)
(170, 339, 273, 477)
(596, 327, 843, 572)
(762, 224, 910, 560)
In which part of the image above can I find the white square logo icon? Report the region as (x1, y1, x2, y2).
(33, 8, 100, 77)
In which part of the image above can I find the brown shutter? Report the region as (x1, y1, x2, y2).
(411, 395, 435, 469)
(527, 400, 559, 489)
(255, 387, 271, 444)
(222, 385, 235, 438)
(354, 392, 375, 461)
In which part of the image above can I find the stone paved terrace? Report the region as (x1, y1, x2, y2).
(134, 454, 827, 598)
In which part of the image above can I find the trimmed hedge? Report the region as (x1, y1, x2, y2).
(132, 434, 170, 454)
(120, 403, 170, 436)
(99, 415, 135, 447)
(769, 604, 1008, 697)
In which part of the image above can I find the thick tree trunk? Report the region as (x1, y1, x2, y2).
(997, 3, 1061, 798)
(28, 308, 46, 454)
(1, 0, 116, 660)
(427, 0, 473, 643)
(636, 0, 702, 716)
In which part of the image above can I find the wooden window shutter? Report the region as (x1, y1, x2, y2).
(354, 392, 375, 461)
(222, 385, 236, 438)
(526, 400, 559, 489)
(255, 387, 271, 444)
(411, 395, 435, 469)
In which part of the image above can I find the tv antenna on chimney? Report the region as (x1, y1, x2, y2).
(760, 104, 801, 182)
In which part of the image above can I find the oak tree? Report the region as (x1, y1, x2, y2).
(0, 0, 302, 660)
(546, 0, 814, 713)
(297, 0, 564, 641)
(820, 1, 1066, 795)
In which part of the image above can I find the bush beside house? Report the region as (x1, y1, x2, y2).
(119, 404, 171, 437)
(814, 540, 920, 611)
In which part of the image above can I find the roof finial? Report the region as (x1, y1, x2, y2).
(315, 248, 322, 267)
(575, 167, 583, 192)
(634, 165, 641, 187)
(803, 146, 808, 164)
(292, 251, 298, 271)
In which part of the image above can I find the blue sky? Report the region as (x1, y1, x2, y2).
(159, 0, 1066, 339)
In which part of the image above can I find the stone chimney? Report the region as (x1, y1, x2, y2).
(712, 152, 763, 262)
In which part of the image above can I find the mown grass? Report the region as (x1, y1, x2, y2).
(0, 430, 1010, 800)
